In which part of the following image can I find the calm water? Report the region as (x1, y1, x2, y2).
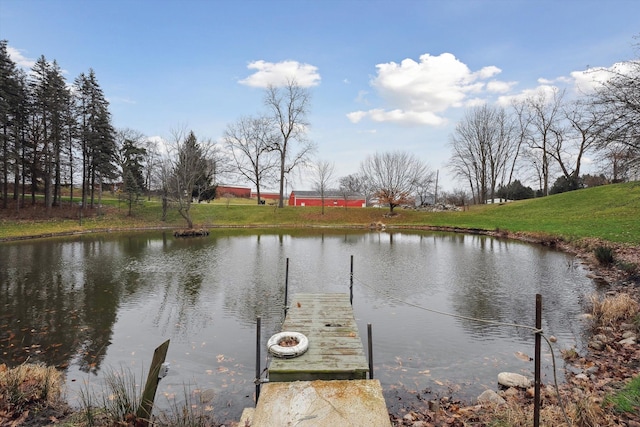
(0, 229, 596, 422)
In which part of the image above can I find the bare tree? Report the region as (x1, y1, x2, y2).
(310, 159, 335, 214)
(588, 49, 640, 174)
(338, 173, 366, 209)
(264, 80, 315, 208)
(223, 115, 278, 204)
(359, 151, 431, 214)
(143, 137, 161, 201)
(518, 88, 565, 196)
(448, 105, 517, 204)
(547, 99, 601, 189)
(413, 171, 436, 206)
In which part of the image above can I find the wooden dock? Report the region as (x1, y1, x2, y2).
(268, 293, 369, 381)
(240, 293, 391, 426)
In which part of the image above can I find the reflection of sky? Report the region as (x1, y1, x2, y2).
(1, 230, 596, 423)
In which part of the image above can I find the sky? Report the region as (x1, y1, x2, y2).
(1, 0, 639, 192)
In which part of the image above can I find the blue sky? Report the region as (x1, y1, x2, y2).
(1, 0, 638, 191)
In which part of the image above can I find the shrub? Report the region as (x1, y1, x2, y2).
(594, 246, 615, 265)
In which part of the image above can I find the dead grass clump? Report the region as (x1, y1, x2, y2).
(481, 387, 616, 427)
(0, 363, 64, 423)
(589, 293, 639, 326)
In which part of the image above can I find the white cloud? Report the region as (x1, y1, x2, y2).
(486, 80, 516, 93)
(494, 59, 639, 107)
(7, 46, 36, 69)
(496, 84, 560, 106)
(239, 60, 321, 88)
(346, 111, 368, 123)
(354, 90, 369, 105)
(465, 98, 486, 107)
(568, 61, 638, 94)
(348, 52, 511, 126)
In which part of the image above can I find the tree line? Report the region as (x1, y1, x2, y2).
(0, 40, 120, 213)
(448, 45, 640, 204)
(2, 38, 638, 224)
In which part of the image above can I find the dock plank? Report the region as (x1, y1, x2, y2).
(268, 293, 369, 382)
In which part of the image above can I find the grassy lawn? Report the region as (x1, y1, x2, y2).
(1, 181, 639, 244)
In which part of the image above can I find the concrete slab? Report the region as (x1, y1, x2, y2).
(249, 379, 391, 427)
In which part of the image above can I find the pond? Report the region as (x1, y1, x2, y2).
(0, 229, 597, 422)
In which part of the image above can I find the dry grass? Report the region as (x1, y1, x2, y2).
(589, 293, 639, 326)
(485, 388, 614, 427)
(0, 363, 64, 423)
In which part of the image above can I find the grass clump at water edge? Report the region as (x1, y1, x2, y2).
(589, 292, 640, 327)
(606, 375, 640, 415)
(0, 362, 65, 425)
(78, 366, 220, 426)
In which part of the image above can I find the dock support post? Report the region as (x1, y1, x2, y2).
(367, 323, 374, 379)
(284, 258, 290, 315)
(350, 255, 354, 305)
(255, 316, 261, 405)
(534, 294, 542, 427)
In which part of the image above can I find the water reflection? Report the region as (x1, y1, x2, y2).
(0, 230, 595, 423)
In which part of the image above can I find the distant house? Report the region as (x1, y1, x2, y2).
(288, 190, 366, 208)
(216, 185, 251, 198)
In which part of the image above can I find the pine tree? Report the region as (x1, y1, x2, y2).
(120, 138, 146, 215)
(0, 40, 21, 208)
(74, 69, 116, 209)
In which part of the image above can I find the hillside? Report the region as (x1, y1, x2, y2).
(0, 181, 639, 245)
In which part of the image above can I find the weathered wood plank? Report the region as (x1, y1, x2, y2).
(269, 293, 369, 382)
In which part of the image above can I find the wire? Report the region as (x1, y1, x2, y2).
(353, 275, 541, 333)
(352, 274, 572, 427)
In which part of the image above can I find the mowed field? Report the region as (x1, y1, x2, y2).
(1, 181, 639, 245)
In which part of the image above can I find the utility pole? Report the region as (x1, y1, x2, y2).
(434, 170, 439, 204)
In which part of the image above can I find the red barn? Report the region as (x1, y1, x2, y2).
(251, 191, 282, 201)
(288, 190, 366, 208)
(216, 185, 251, 198)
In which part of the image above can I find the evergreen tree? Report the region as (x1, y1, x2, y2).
(120, 138, 146, 215)
(0, 40, 21, 208)
(165, 130, 211, 229)
(47, 60, 71, 206)
(74, 70, 116, 209)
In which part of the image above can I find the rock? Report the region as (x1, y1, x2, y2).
(622, 331, 637, 339)
(403, 412, 416, 422)
(477, 389, 506, 405)
(618, 336, 636, 345)
(620, 322, 636, 331)
(585, 366, 599, 375)
(498, 372, 532, 388)
(589, 340, 604, 351)
(593, 333, 609, 343)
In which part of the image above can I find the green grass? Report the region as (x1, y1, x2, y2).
(606, 375, 640, 415)
(1, 181, 639, 244)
